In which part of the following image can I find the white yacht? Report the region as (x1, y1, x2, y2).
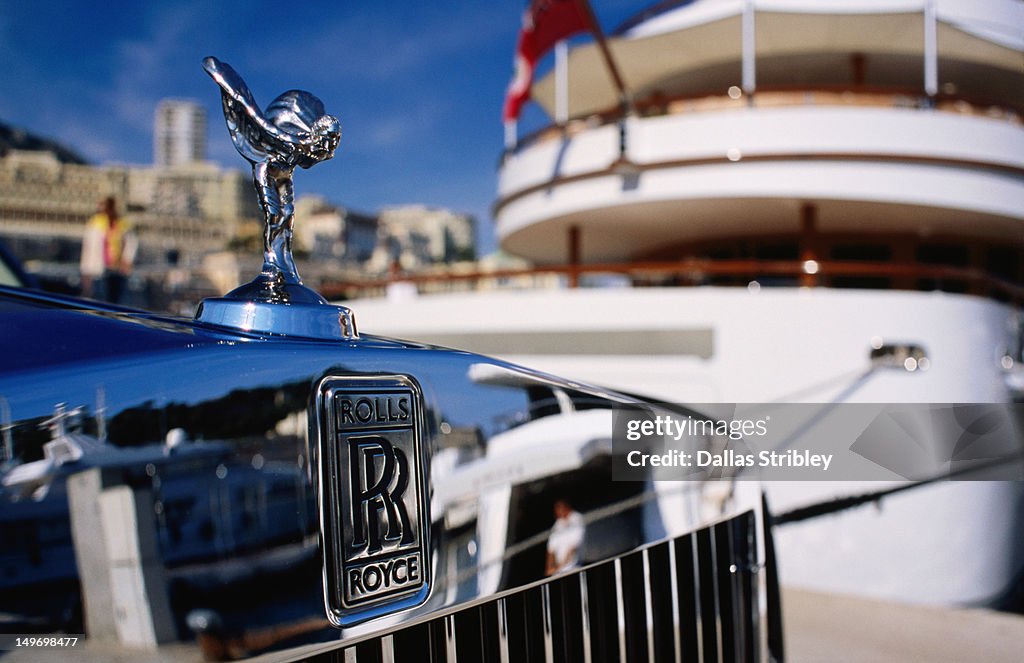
(349, 0, 1024, 608)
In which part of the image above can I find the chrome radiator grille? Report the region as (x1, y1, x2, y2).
(320, 510, 760, 663)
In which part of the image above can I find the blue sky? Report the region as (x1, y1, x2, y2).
(0, 1, 645, 254)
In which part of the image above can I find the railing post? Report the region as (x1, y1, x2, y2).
(742, 0, 756, 99)
(568, 225, 581, 288)
(799, 203, 819, 287)
(924, 0, 938, 99)
(968, 243, 986, 297)
(892, 240, 915, 291)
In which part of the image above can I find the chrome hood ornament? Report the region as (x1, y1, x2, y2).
(195, 56, 356, 339)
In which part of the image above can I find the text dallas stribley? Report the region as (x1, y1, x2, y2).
(626, 448, 834, 471)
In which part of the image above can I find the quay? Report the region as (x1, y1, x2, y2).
(785, 588, 1024, 663)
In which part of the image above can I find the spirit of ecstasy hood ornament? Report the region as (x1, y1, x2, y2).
(195, 57, 356, 340)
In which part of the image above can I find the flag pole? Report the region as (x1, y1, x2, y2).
(504, 120, 518, 151)
(574, 0, 632, 113)
(555, 39, 570, 125)
(574, 0, 634, 163)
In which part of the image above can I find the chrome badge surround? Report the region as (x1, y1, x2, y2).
(313, 375, 430, 627)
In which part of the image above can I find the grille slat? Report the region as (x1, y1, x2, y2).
(541, 584, 555, 662)
(696, 526, 722, 663)
(641, 550, 656, 663)
(715, 523, 737, 663)
(618, 554, 649, 662)
(691, 532, 706, 662)
(673, 531, 702, 661)
(646, 542, 679, 662)
(614, 558, 629, 663)
(666, 540, 683, 663)
(579, 571, 593, 663)
(313, 510, 761, 663)
(443, 614, 457, 662)
(731, 514, 758, 663)
(381, 634, 395, 663)
(496, 597, 510, 663)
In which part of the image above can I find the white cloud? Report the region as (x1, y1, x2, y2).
(353, 94, 451, 152)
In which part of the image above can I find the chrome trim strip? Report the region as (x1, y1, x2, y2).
(691, 535, 705, 661)
(497, 598, 510, 663)
(614, 558, 627, 663)
(668, 541, 682, 663)
(344, 647, 357, 663)
(444, 614, 457, 662)
(579, 571, 593, 663)
(710, 530, 724, 663)
(541, 584, 555, 663)
(641, 549, 656, 663)
(754, 512, 768, 663)
(744, 515, 764, 663)
(728, 539, 744, 661)
(381, 634, 395, 663)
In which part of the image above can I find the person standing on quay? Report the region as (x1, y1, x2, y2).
(80, 196, 136, 304)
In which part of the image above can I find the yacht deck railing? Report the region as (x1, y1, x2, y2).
(508, 87, 1022, 156)
(320, 258, 1024, 305)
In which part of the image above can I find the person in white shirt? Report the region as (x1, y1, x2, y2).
(80, 197, 137, 303)
(545, 499, 585, 576)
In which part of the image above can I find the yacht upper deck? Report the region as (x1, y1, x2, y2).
(490, 0, 1024, 299)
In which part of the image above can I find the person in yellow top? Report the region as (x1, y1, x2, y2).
(80, 196, 137, 304)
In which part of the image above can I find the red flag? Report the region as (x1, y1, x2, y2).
(503, 0, 592, 122)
